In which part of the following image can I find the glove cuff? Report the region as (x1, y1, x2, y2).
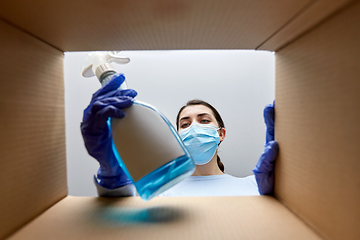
(97, 169, 132, 189)
(94, 176, 136, 197)
(253, 170, 274, 195)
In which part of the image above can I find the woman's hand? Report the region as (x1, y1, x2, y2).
(80, 73, 137, 189)
(253, 101, 279, 195)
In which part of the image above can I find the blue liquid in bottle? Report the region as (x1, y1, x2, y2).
(110, 102, 195, 201)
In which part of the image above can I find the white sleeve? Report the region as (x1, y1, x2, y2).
(244, 175, 260, 194)
(93, 175, 137, 197)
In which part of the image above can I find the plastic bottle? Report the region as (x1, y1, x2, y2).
(81, 51, 195, 201)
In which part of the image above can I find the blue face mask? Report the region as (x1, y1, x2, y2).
(179, 122, 221, 165)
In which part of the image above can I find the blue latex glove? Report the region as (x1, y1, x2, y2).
(253, 101, 279, 195)
(80, 73, 137, 189)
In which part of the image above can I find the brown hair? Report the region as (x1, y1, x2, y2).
(176, 99, 225, 173)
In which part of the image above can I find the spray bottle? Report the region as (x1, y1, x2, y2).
(81, 51, 195, 201)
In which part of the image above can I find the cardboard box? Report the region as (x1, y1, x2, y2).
(1, 0, 359, 239)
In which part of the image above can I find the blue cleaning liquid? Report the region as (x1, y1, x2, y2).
(110, 101, 195, 201)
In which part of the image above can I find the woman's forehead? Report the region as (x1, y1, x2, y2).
(180, 105, 214, 119)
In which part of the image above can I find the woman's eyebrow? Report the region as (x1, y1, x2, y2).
(179, 116, 190, 122)
(180, 113, 212, 122)
(197, 113, 213, 118)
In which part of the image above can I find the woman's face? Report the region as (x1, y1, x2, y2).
(178, 105, 219, 131)
(178, 104, 226, 142)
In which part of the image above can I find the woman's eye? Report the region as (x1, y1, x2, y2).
(181, 123, 190, 128)
(200, 119, 210, 123)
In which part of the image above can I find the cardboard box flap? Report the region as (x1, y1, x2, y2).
(0, 0, 311, 51)
(0, 19, 67, 239)
(258, 0, 354, 51)
(275, 1, 360, 239)
(9, 196, 321, 240)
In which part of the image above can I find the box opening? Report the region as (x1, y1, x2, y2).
(64, 50, 275, 197)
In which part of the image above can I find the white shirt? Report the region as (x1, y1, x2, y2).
(159, 174, 259, 197)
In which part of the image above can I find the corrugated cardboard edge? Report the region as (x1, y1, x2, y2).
(0, 0, 310, 51)
(9, 196, 322, 240)
(257, 0, 354, 51)
(274, 1, 360, 239)
(0, 19, 68, 239)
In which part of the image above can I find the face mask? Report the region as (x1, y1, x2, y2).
(179, 122, 221, 165)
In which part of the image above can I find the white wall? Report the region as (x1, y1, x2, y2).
(64, 50, 275, 196)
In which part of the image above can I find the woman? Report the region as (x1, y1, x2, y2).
(81, 74, 278, 197)
(158, 99, 259, 196)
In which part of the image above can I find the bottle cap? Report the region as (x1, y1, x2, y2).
(94, 63, 115, 79)
(81, 51, 130, 79)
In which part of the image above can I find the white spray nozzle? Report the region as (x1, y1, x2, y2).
(81, 51, 130, 79)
